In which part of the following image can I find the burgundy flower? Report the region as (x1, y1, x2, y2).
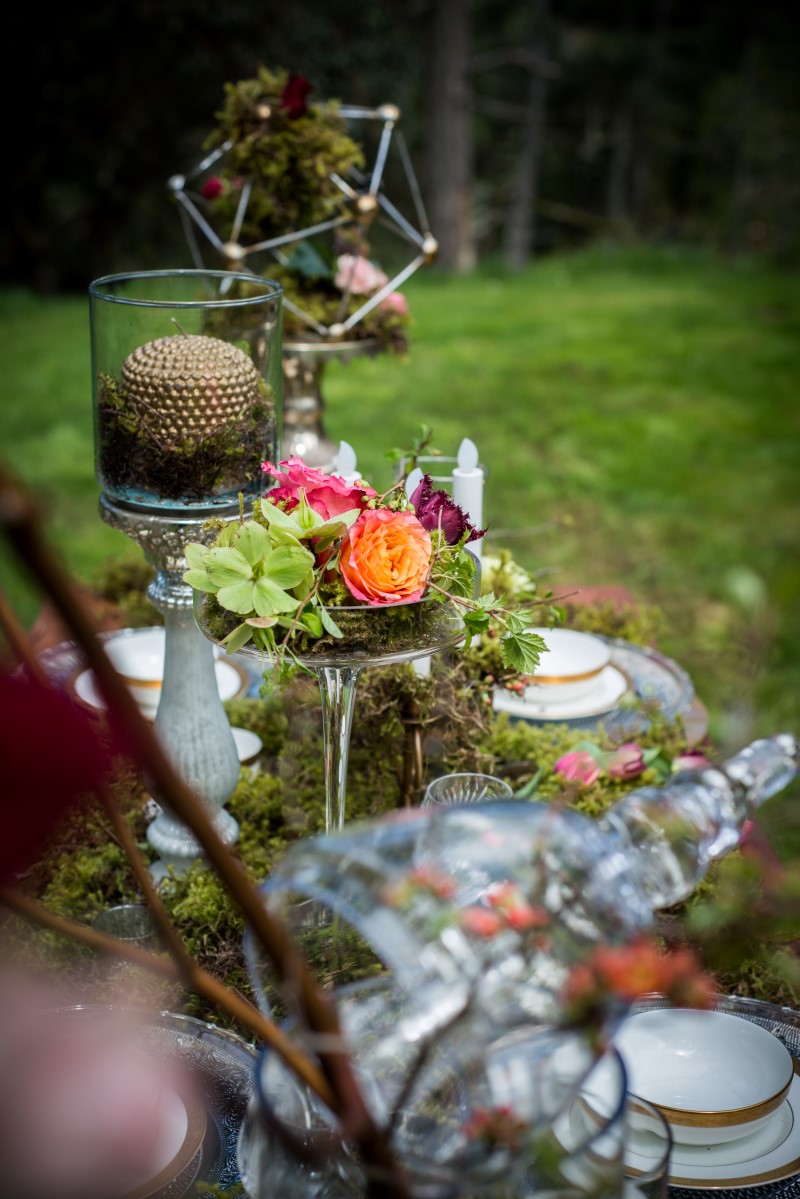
(200, 176, 223, 201)
(280, 74, 313, 119)
(606, 742, 646, 781)
(409, 474, 485, 546)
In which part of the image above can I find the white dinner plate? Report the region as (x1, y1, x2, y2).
(623, 1072, 800, 1189)
(71, 657, 249, 717)
(492, 664, 630, 721)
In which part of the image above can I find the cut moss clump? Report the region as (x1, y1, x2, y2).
(97, 374, 274, 504)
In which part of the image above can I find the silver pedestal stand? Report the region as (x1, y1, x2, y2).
(101, 497, 241, 882)
(281, 338, 380, 467)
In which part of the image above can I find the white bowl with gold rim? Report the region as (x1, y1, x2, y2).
(613, 1008, 794, 1145)
(524, 628, 612, 705)
(105, 628, 165, 713)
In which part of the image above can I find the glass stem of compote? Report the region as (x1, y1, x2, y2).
(317, 665, 363, 832)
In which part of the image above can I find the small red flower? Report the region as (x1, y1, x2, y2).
(461, 906, 504, 938)
(200, 176, 223, 201)
(280, 74, 313, 119)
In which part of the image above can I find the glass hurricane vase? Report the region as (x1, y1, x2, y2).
(237, 974, 629, 1199)
(195, 580, 476, 833)
(89, 269, 282, 512)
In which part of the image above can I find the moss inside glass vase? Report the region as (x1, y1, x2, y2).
(200, 589, 464, 665)
(96, 331, 275, 506)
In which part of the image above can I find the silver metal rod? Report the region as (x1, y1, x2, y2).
(376, 193, 425, 246)
(174, 191, 225, 252)
(230, 178, 253, 242)
(185, 139, 233, 181)
(177, 204, 206, 269)
(330, 173, 358, 201)
(396, 131, 430, 231)
(334, 228, 365, 323)
(282, 294, 330, 337)
(340, 254, 424, 331)
(376, 214, 422, 247)
(246, 215, 349, 254)
(369, 121, 394, 195)
(339, 106, 382, 119)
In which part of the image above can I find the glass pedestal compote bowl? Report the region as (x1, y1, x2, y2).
(194, 587, 474, 832)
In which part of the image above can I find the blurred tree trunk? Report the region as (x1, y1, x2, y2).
(504, 0, 551, 270)
(426, 0, 475, 271)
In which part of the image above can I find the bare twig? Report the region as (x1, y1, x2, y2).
(0, 465, 410, 1197)
(0, 886, 332, 1105)
(0, 586, 50, 687)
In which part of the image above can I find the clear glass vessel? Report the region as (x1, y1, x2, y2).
(89, 270, 282, 512)
(195, 573, 477, 834)
(237, 975, 629, 1199)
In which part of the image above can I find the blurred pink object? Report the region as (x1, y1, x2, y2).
(334, 253, 389, 295)
(0, 975, 192, 1199)
(672, 750, 713, 772)
(379, 290, 409, 315)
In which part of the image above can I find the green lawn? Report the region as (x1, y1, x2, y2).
(2, 246, 799, 750)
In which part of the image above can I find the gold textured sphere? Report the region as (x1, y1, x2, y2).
(122, 334, 263, 448)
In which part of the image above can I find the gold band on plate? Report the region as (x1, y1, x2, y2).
(532, 665, 606, 685)
(653, 1078, 792, 1128)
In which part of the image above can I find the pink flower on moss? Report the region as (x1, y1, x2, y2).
(672, 751, 712, 773)
(554, 751, 601, 788)
(379, 291, 409, 316)
(200, 176, 223, 201)
(262, 457, 376, 521)
(334, 254, 389, 296)
(606, 743, 646, 781)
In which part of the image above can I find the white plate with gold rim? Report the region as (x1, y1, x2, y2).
(493, 664, 630, 721)
(71, 657, 249, 718)
(622, 1071, 800, 1190)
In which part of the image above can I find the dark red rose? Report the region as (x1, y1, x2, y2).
(280, 74, 313, 119)
(200, 176, 223, 201)
(410, 474, 486, 545)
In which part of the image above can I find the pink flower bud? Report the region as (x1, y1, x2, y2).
(672, 751, 712, 773)
(606, 742, 645, 781)
(554, 751, 601, 788)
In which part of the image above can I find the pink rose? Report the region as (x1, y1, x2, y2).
(554, 751, 601, 788)
(606, 742, 646, 781)
(672, 751, 712, 773)
(262, 457, 376, 521)
(334, 253, 389, 296)
(379, 291, 409, 316)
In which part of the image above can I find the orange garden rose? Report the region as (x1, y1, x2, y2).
(340, 509, 432, 606)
